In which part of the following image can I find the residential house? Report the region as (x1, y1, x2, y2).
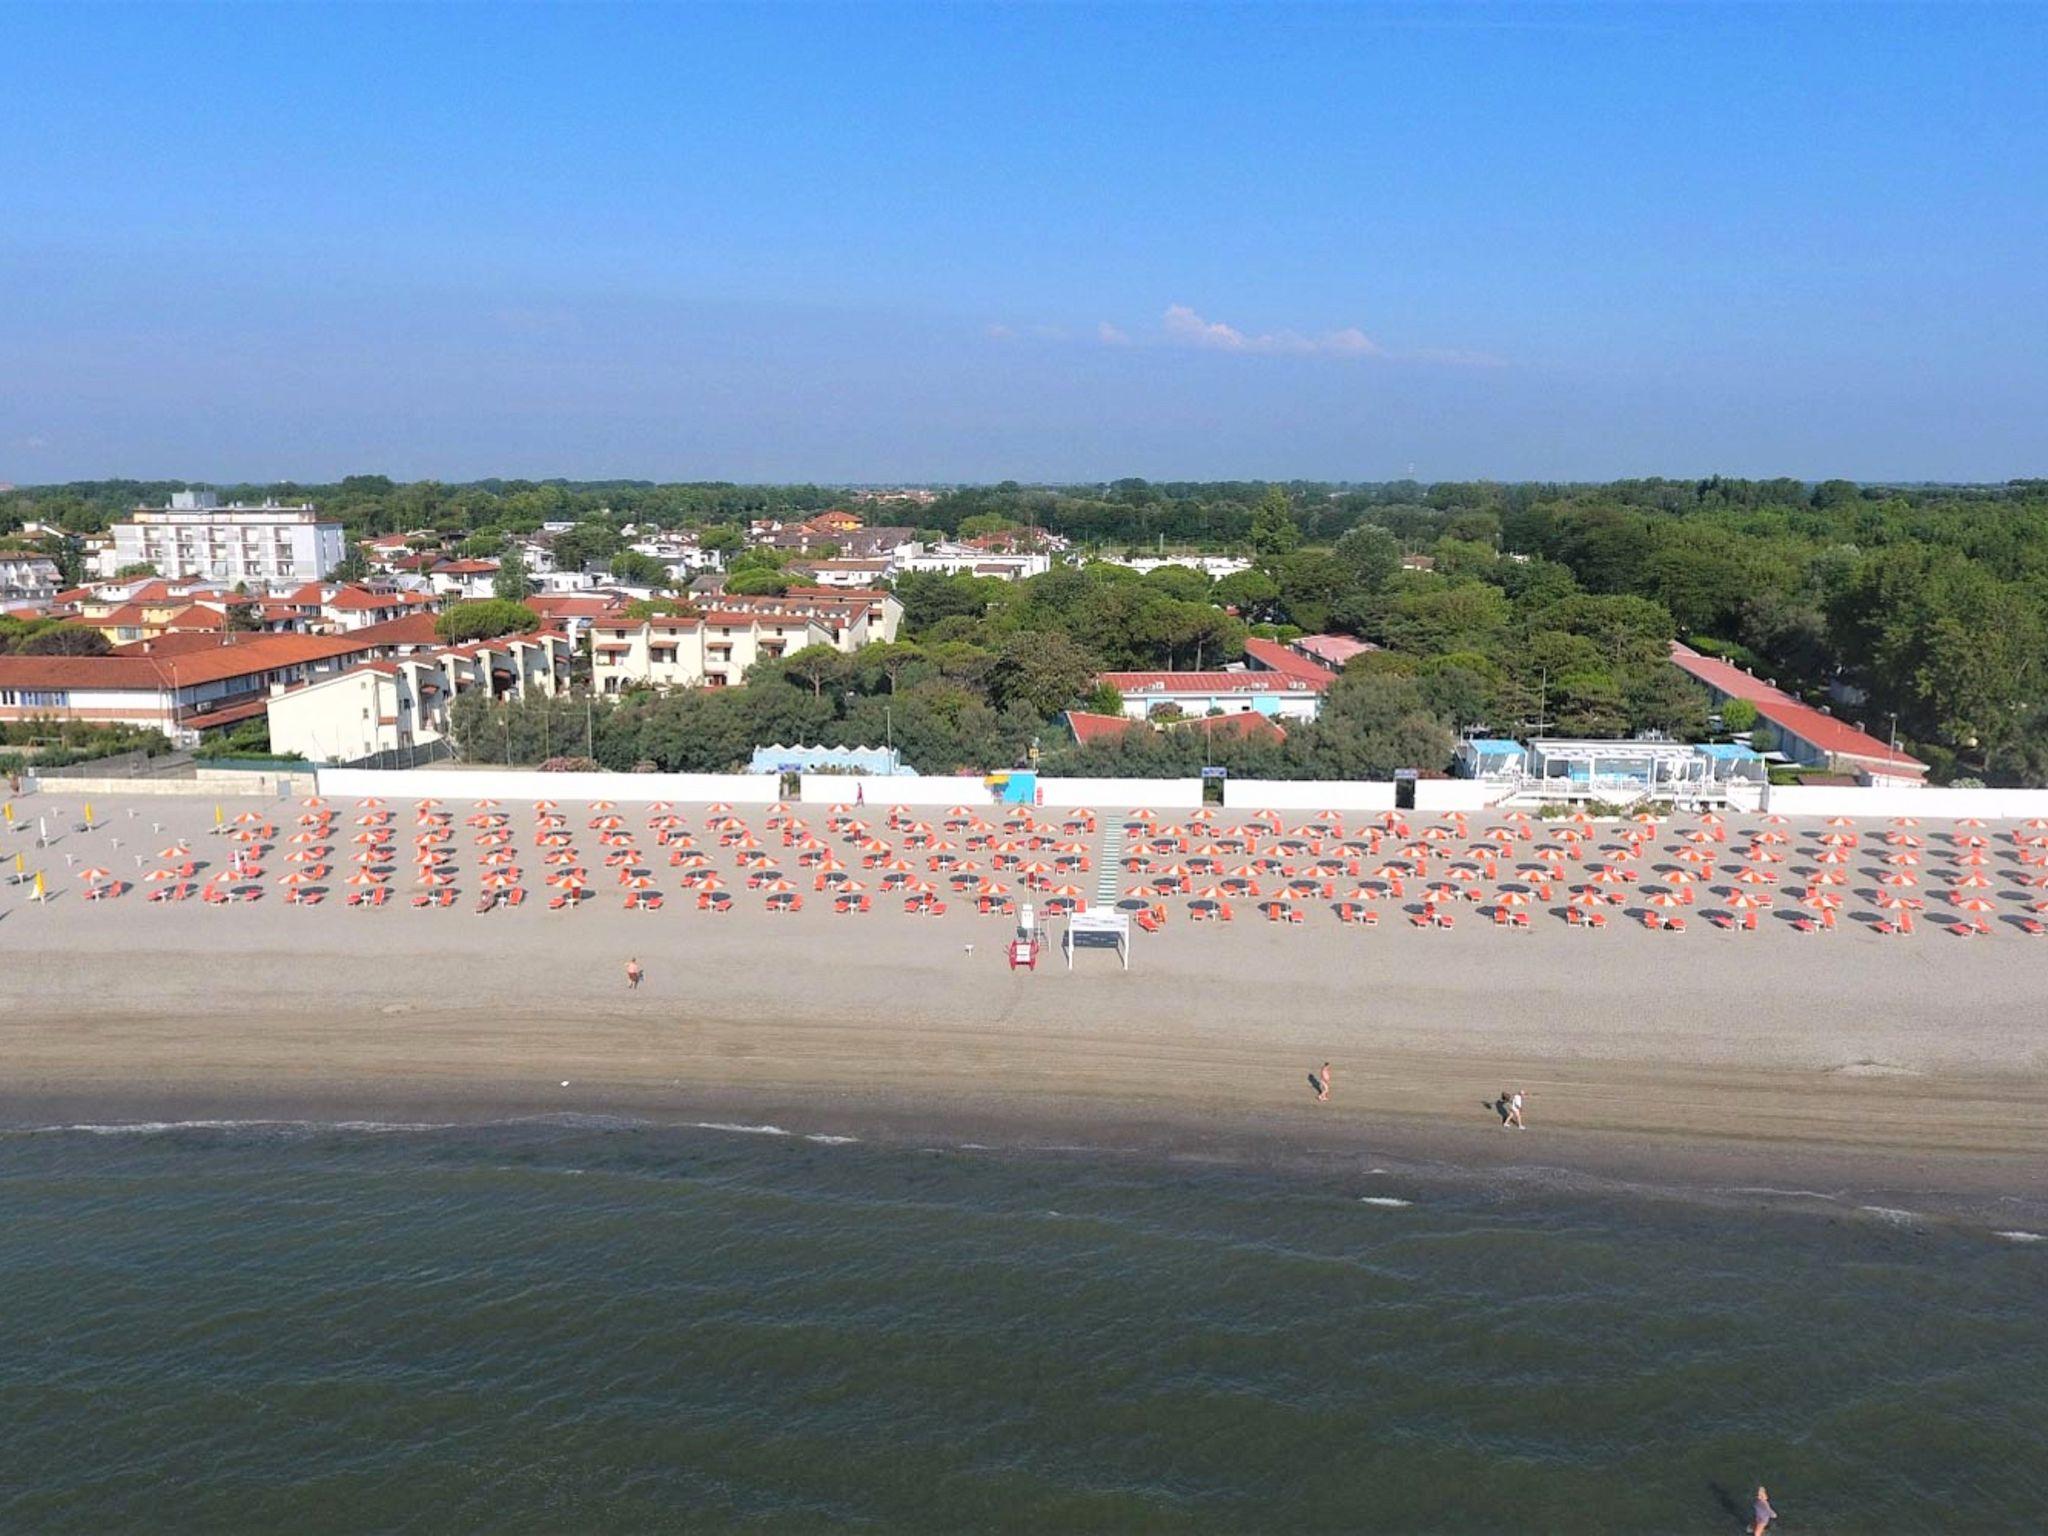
(590, 611, 836, 694)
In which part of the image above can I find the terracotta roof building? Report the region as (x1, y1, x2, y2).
(1668, 642, 1927, 785)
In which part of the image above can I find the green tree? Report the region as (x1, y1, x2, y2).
(434, 599, 539, 643)
(986, 630, 1098, 716)
(781, 643, 852, 699)
(16, 624, 110, 656)
(724, 568, 790, 596)
(551, 521, 622, 574)
(1077, 681, 1124, 716)
(1249, 487, 1301, 559)
(1720, 698, 1759, 733)
(332, 545, 371, 583)
(493, 544, 534, 602)
(609, 549, 670, 587)
(1212, 568, 1281, 621)
(1272, 550, 1353, 634)
(855, 640, 930, 695)
(1307, 673, 1457, 776)
(698, 524, 746, 558)
(1332, 524, 1401, 591)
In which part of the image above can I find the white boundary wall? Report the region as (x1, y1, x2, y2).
(1764, 784, 2048, 820)
(1038, 777, 1201, 809)
(1413, 779, 1509, 812)
(796, 775, 1204, 808)
(25, 773, 317, 799)
(317, 768, 780, 803)
(799, 775, 990, 806)
(1223, 779, 1395, 811)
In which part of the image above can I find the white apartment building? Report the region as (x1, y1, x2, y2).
(110, 491, 346, 583)
(897, 541, 1052, 580)
(590, 588, 903, 695)
(718, 588, 903, 646)
(427, 558, 502, 599)
(592, 611, 836, 693)
(0, 554, 62, 601)
(266, 632, 569, 762)
(1098, 554, 1252, 580)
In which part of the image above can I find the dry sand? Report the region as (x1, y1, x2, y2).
(4, 791, 2044, 1217)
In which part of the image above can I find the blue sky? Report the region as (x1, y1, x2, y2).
(3, 1, 2043, 484)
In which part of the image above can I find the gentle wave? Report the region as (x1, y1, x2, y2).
(1993, 1230, 2045, 1244)
(1358, 1196, 1414, 1208)
(1724, 1187, 1842, 1202)
(21, 1118, 453, 1138)
(1859, 1205, 1923, 1225)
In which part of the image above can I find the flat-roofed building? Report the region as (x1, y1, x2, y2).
(109, 491, 345, 583)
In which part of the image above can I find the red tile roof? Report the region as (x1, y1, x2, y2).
(1066, 708, 1288, 746)
(326, 587, 402, 611)
(1241, 637, 1336, 688)
(1669, 643, 1926, 774)
(1100, 669, 1325, 696)
(347, 613, 446, 647)
(526, 594, 627, 618)
(1290, 634, 1374, 668)
(0, 631, 382, 691)
(1067, 710, 1139, 745)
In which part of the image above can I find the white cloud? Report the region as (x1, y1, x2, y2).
(1156, 304, 1386, 358)
(1096, 320, 1131, 346)
(985, 323, 1017, 341)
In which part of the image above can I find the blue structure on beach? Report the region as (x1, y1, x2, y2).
(1455, 739, 1528, 780)
(748, 743, 907, 776)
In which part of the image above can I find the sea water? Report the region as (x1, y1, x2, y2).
(0, 1118, 2040, 1532)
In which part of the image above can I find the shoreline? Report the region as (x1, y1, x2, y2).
(6, 1058, 2043, 1236)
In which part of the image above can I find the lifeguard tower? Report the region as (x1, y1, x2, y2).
(1008, 902, 1043, 971)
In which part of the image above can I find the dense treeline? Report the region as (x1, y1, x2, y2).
(10, 475, 2047, 782)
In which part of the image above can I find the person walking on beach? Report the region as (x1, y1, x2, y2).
(625, 956, 643, 990)
(1498, 1089, 1526, 1129)
(1750, 1486, 1776, 1535)
(1314, 1062, 1332, 1103)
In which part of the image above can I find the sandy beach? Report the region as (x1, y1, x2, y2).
(4, 789, 2045, 1220)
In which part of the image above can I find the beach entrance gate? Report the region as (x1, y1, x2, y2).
(1062, 909, 1130, 972)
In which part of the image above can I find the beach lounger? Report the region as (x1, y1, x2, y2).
(1135, 907, 1164, 933)
(1946, 921, 1990, 937)
(2017, 918, 2046, 937)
